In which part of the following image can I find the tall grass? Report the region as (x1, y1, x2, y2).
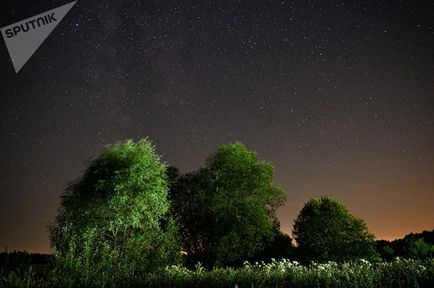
(1, 258, 433, 287)
(146, 258, 434, 288)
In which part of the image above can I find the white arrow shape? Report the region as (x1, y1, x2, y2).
(1, 1, 76, 73)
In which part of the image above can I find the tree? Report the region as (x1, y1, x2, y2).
(376, 229, 434, 259)
(247, 231, 294, 262)
(168, 143, 286, 267)
(293, 196, 378, 262)
(377, 240, 396, 260)
(167, 167, 215, 267)
(49, 139, 180, 285)
(405, 238, 434, 259)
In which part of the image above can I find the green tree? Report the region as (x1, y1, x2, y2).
(293, 196, 378, 262)
(381, 245, 396, 260)
(169, 143, 285, 267)
(49, 139, 180, 285)
(405, 238, 434, 259)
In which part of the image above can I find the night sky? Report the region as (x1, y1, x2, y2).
(0, 0, 433, 253)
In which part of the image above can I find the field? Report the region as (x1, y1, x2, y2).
(1, 258, 433, 287)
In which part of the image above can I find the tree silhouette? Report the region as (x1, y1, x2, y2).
(293, 196, 378, 262)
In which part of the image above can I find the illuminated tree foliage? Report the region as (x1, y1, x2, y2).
(49, 139, 180, 284)
(169, 143, 285, 267)
(293, 196, 378, 262)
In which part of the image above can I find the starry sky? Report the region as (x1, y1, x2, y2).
(0, 0, 433, 253)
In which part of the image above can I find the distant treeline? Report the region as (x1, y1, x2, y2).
(0, 251, 51, 269)
(377, 229, 434, 260)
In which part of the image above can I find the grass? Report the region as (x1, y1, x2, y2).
(1, 258, 433, 287)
